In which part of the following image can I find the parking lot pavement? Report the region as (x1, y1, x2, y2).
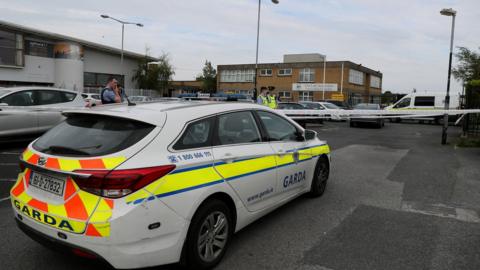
(1, 122, 479, 270)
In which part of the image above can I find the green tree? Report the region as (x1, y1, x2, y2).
(132, 47, 156, 89)
(196, 60, 217, 93)
(155, 53, 175, 96)
(132, 51, 175, 96)
(452, 47, 480, 83)
(381, 90, 394, 105)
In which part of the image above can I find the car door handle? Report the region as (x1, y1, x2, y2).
(220, 153, 237, 163)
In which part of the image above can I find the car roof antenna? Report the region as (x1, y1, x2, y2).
(124, 93, 136, 106)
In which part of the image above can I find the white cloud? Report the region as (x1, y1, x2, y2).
(1, 0, 479, 93)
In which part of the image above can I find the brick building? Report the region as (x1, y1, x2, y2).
(217, 54, 383, 105)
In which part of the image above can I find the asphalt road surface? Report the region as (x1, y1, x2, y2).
(1, 121, 479, 270)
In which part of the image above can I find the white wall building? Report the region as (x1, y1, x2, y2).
(0, 20, 157, 91)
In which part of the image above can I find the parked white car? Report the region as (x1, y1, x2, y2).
(81, 93, 101, 105)
(300, 101, 344, 120)
(0, 87, 85, 137)
(129, 95, 154, 103)
(11, 101, 331, 269)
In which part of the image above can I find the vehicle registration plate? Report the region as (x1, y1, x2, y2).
(30, 172, 65, 196)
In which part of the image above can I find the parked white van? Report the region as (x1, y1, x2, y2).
(385, 92, 461, 123)
(385, 92, 460, 110)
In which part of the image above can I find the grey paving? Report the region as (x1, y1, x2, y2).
(303, 205, 480, 270)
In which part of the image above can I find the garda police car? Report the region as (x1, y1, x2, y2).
(10, 101, 330, 269)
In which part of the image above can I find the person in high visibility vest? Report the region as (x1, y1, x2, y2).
(257, 88, 269, 106)
(267, 92, 277, 109)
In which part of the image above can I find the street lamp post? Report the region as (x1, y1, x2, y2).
(100, 14, 143, 75)
(253, 0, 279, 100)
(440, 8, 456, 145)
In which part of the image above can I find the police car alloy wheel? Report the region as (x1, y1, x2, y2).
(186, 199, 232, 269)
(309, 157, 329, 197)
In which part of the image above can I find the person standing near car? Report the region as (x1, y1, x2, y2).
(257, 87, 269, 106)
(267, 89, 277, 109)
(117, 83, 127, 103)
(101, 77, 121, 104)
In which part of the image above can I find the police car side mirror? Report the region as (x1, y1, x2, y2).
(304, 129, 317, 140)
(295, 131, 305, 141)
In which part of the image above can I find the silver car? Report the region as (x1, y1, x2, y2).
(0, 87, 85, 137)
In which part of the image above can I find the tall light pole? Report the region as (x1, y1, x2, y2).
(440, 8, 456, 145)
(253, 0, 279, 99)
(322, 55, 326, 100)
(100, 14, 143, 76)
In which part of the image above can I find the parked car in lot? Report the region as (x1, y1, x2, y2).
(81, 93, 101, 106)
(299, 101, 345, 121)
(349, 103, 384, 128)
(129, 95, 154, 103)
(277, 102, 323, 127)
(11, 101, 331, 269)
(320, 99, 352, 110)
(0, 87, 84, 137)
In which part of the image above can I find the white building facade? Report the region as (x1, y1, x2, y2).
(0, 20, 156, 92)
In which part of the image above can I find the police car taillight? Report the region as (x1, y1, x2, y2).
(72, 165, 176, 198)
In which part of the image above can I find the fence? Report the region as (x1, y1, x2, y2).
(463, 84, 480, 137)
(83, 87, 162, 98)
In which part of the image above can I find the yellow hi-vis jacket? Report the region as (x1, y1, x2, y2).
(260, 95, 269, 106)
(267, 95, 277, 109)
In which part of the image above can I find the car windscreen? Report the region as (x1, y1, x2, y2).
(33, 114, 155, 157)
(301, 103, 322, 109)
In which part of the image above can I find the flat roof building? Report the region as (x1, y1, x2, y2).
(0, 20, 157, 91)
(217, 54, 383, 104)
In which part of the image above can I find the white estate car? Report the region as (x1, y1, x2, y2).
(11, 101, 331, 269)
(129, 95, 154, 103)
(300, 101, 345, 121)
(0, 87, 85, 137)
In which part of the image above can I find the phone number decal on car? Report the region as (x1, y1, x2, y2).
(167, 151, 212, 163)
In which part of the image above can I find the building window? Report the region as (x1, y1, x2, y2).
(278, 91, 291, 100)
(0, 29, 24, 67)
(349, 69, 364, 85)
(299, 68, 315, 82)
(298, 91, 313, 101)
(220, 70, 255, 82)
(259, 69, 272, 76)
(25, 40, 54, 58)
(370, 75, 381, 88)
(84, 72, 124, 88)
(278, 68, 292, 76)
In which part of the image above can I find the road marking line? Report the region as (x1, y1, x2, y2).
(0, 197, 10, 203)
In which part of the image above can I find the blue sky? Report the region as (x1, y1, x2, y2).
(1, 0, 479, 93)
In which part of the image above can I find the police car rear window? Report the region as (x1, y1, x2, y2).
(33, 114, 155, 157)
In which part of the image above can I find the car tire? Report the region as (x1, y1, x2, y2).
(309, 156, 329, 197)
(185, 199, 232, 270)
(350, 121, 355, 127)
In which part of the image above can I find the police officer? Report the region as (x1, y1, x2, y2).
(267, 87, 277, 109)
(257, 87, 269, 106)
(101, 77, 121, 104)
